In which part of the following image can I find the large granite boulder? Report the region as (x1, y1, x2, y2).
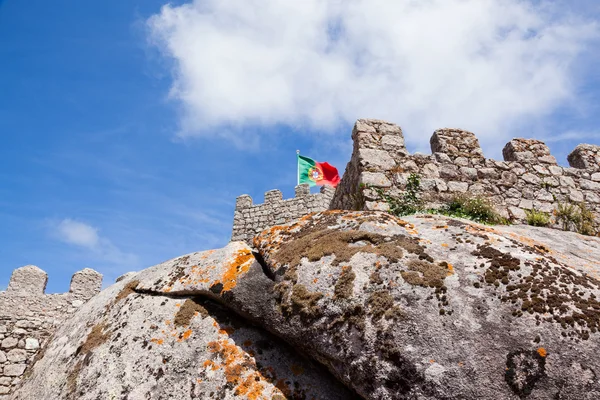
(11, 242, 357, 400)
(13, 211, 600, 399)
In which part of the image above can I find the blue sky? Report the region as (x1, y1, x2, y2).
(1, 0, 600, 293)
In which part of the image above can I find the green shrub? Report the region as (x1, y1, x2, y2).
(435, 194, 509, 225)
(372, 174, 507, 225)
(373, 173, 423, 216)
(554, 197, 597, 236)
(525, 208, 550, 227)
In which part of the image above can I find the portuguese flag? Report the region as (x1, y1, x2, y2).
(297, 154, 340, 187)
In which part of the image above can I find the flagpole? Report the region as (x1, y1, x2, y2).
(296, 150, 300, 186)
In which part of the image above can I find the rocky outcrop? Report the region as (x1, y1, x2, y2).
(13, 211, 600, 399)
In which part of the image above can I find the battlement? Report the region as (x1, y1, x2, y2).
(332, 119, 600, 227)
(0, 265, 102, 396)
(231, 119, 600, 243)
(231, 184, 335, 242)
(4, 265, 102, 298)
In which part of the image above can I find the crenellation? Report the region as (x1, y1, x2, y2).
(264, 189, 283, 203)
(503, 138, 557, 165)
(235, 194, 253, 209)
(294, 184, 310, 198)
(0, 266, 102, 396)
(331, 119, 600, 230)
(231, 184, 334, 242)
(232, 118, 600, 244)
(568, 144, 600, 171)
(430, 128, 484, 162)
(6, 266, 47, 296)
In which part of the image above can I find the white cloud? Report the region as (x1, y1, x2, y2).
(54, 219, 138, 265)
(147, 0, 598, 151)
(56, 219, 99, 248)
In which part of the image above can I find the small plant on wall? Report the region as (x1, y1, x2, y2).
(372, 174, 508, 225)
(525, 208, 550, 227)
(554, 196, 597, 236)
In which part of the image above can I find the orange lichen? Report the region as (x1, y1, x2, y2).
(150, 338, 164, 345)
(446, 263, 454, 276)
(537, 347, 547, 358)
(181, 329, 193, 340)
(216, 249, 254, 293)
(441, 243, 449, 248)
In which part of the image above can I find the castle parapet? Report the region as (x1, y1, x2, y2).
(0, 265, 103, 396)
(231, 184, 335, 242)
(331, 119, 600, 230)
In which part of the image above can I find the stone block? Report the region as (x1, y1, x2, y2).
(477, 168, 499, 180)
(3, 364, 26, 377)
(521, 173, 541, 185)
(580, 179, 600, 191)
(381, 135, 406, 152)
(0, 351, 5, 363)
(459, 167, 478, 180)
(1, 337, 17, 349)
(447, 182, 469, 193)
(7, 349, 27, 363)
(360, 172, 391, 188)
(508, 207, 527, 220)
(358, 149, 396, 170)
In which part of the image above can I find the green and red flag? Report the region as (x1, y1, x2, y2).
(297, 154, 340, 187)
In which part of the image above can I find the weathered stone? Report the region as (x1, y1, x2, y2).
(7, 349, 27, 363)
(569, 190, 585, 203)
(358, 149, 396, 170)
(360, 172, 391, 188)
(0, 351, 6, 363)
(430, 128, 484, 160)
(568, 144, 600, 170)
(1, 338, 17, 349)
(7, 266, 47, 295)
(447, 181, 469, 193)
(503, 138, 556, 164)
(24, 338, 39, 351)
(4, 364, 26, 377)
(421, 163, 440, 178)
(581, 179, 600, 191)
(381, 134, 405, 151)
(521, 173, 541, 185)
(477, 168, 499, 180)
(12, 243, 356, 400)
(459, 167, 478, 180)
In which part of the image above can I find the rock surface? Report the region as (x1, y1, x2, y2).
(13, 211, 600, 399)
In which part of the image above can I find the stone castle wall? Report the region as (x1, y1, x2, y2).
(331, 119, 600, 229)
(0, 265, 102, 398)
(232, 184, 335, 243)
